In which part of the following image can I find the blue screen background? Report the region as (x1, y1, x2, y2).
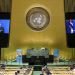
(0, 20, 10, 33)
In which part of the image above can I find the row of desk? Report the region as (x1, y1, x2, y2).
(43, 66, 75, 75)
(0, 66, 33, 75)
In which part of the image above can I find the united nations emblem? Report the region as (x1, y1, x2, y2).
(26, 7, 50, 31)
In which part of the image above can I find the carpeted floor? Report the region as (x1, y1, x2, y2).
(33, 71, 42, 75)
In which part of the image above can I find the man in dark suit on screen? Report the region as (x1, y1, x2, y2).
(66, 19, 75, 34)
(0, 23, 4, 33)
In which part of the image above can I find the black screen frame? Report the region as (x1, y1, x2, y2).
(0, 12, 11, 48)
(65, 12, 75, 48)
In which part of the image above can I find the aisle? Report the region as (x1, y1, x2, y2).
(33, 71, 42, 75)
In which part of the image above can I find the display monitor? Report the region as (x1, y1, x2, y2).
(0, 12, 10, 48)
(65, 12, 75, 48)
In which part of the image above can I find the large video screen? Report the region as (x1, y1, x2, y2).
(0, 12, 10, 48)
(65, 12, 75, 48)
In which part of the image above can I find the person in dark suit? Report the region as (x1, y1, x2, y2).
(1, 64, 6, 69)
(0, 23, 4, 33)
(66, 19, 75, 34)
(15, 72, 17, 75)
(70, 64, 75, 70)
(42, 65, 52, 75)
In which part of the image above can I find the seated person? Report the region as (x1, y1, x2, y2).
(17, 70, 20, 73)
(70, 64, 75, 70)
(1, 64, 6, 69)
(42, 65, 52, 75)
(15, 72, 17, 75)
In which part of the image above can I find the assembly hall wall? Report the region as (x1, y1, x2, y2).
(0, 0, 75, 61)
